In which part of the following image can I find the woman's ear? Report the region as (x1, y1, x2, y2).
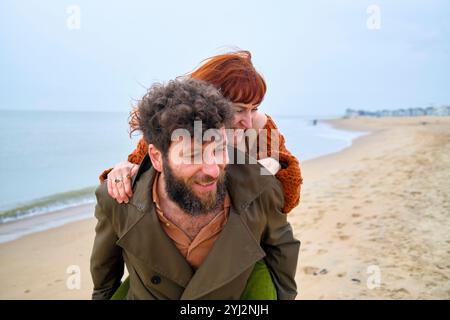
(148, 144, 163, 172)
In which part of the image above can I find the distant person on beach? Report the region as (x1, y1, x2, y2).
(100, 50, 303, 215)
(90, 79, 300, 299)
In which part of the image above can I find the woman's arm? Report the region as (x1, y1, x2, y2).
(98, 137, 148, 203)
(257, 115, 303, 214)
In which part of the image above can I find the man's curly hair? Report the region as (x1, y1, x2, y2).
(134, 79, 234, 155)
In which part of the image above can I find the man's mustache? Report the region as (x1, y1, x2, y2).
(191, 171, 226, 185)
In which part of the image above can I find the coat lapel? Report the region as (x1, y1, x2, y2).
(180, 206, 266, 300)
(116, 163, 194, 288)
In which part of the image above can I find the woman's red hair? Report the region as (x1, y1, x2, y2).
(186, 50, 266, 106)
(130, 50, 266, 133)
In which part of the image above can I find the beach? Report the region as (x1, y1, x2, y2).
(1, 116, 449, 299)
(294, 116, 450, 299)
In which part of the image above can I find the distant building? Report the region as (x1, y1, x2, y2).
(344, 108, 359, 118)
(344, 105, 450, 118)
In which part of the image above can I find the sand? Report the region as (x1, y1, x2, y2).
(292, 116, 450, 299)
(1, 116, 449, 299)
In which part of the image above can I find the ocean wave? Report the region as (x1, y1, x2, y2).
(0, 186, 96, 223)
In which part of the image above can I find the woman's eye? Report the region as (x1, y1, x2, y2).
(251, 108, 258, 112)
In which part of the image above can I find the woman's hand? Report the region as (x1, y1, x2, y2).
(107, 161, 139, 203)
(258, 157, 281, 175)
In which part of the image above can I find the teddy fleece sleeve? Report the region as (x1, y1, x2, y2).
(127, 137, 149, 165)
(98, 137, 149, 183)
(258, 115, 303, 214)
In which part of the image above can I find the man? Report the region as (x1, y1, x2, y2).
(90, 79, 300, 299)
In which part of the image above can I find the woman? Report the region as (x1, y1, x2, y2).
(100, 50, 303, 214)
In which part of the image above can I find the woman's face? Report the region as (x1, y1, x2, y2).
(231, 103, 259, 129)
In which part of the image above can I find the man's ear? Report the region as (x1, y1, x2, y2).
(148, 144, 163, 172)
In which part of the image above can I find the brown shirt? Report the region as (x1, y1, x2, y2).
(152, 173, 230, 270)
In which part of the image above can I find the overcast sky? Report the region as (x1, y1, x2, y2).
(1, 0, 449, 116)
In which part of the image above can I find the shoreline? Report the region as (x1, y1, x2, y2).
(1, 116, 449, 299)
(0, 203, 95, 244)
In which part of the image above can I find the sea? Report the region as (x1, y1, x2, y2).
(0, 110, 367, 232)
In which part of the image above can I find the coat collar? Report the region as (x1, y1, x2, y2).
(119, 150, 275, 299)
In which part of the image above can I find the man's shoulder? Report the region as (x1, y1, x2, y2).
(95, 182, 110, 204)
(227, 161, 283, 189)
(227, 147, 282, 189)
(226, 162, 284, 212)
(94, 182, 123, 218)
(258, 178, 284, 216)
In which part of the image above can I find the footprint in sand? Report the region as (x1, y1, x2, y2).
(317, 249, 328, 255)
(390, 288, 410, 298)
(336, 222, 345, 229)
(303, 266, 320, 275)
(352, 213, 361, 218)
(339, 235, 350, 241)
(313, 217, 322, 224)
(367, 223, 379, 230)
(337, 272, 347, 278)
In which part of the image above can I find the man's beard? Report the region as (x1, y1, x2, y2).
(162, 159, 227, 216)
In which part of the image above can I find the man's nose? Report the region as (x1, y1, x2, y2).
(200, 161, 220, 179)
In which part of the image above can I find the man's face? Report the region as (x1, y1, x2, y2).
(162, 128, 229, 215)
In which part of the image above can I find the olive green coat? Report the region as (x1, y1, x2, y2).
(90, 154, 300, 300)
